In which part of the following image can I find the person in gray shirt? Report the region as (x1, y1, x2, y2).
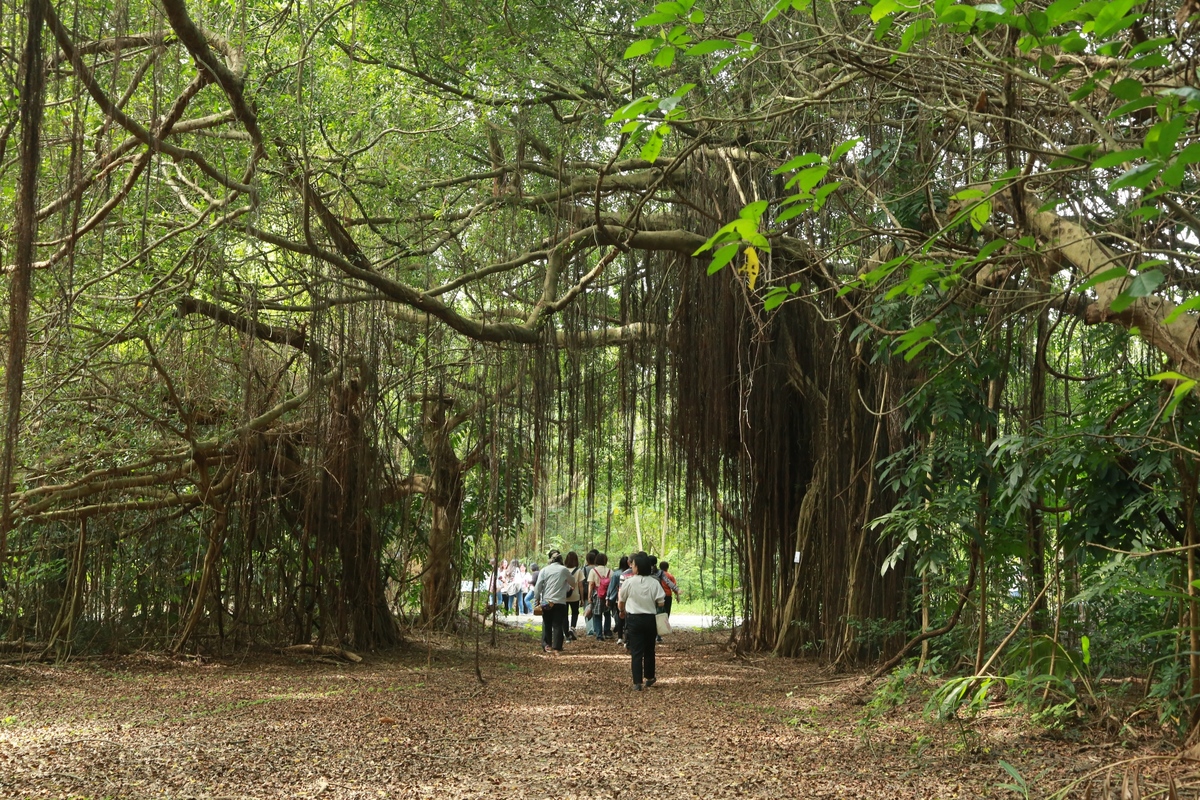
(534, 549, 572, 653)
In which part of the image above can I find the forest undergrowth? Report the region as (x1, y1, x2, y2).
(0, 628, 1192, 799)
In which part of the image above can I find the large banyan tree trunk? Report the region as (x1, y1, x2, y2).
(418, 395, 463, 629)
(674, 248, 910, 662)
(312, 377, 399, 649)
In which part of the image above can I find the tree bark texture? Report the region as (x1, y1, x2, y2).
(0, 0, 46, 571)
(418, 397, 464, 629)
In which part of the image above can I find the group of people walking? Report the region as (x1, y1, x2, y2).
(489, 549, 681, 691)
(490, 559, 539, 615)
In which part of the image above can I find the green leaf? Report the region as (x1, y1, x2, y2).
(1069, 78, 1097, 101)
(870, 0, 900, 22)
(1130, 35, 1173, 56)
(1174, 142, 1200, 165)
(684, 39, 737, 56)
(706, 243, 740, 274)
(1078, 266, 1127, 293)
(1162, 86, 1200, 104)
(608, 96, 656, 123)
(1165, 378, 1197, 416)
(1127, 268, 1164, 297)
(1108, 78, 1142, 101)
(1081, 635, 1090, 667)
(898, 18, 932, 54)
(652, 45, 677, 68)
(1108, 268, 1163, 312)
(812, 181, 841, 210)
(970, 199, 992, 231)
(1164, 296, 1200, 324)
(1060, 30, 1087, 52)
(1131, 52, 1170, 69)
(1024, 9, 1050, 35)
(739, 200, 769, 220)
(763, 0, 791, 22)
(937, 4, 975, 26)
(894, 320, 936, 360)
(1092, 0, 1139, 38)
(1146, 115, 1188, 159)
(624, 39, 660, 59)
(634, 11, 677, 27)
(998, 760, 1026, 788)
(773, 153, 822, 174)
(976, 239, 1007, 260)
(1107, 96, 1157, 119)
(658, 95, 683, 113)
(641, 132, 665, 163)
(829, 138, 860, 162)
(763, 286, 791, 310)
(786, 164, 829, 193)
(1109, 161, 1160, 191)
(1091, 148, 1149, 169)
(1149, 370, 1190, 382)
(775, 202, 812, 223)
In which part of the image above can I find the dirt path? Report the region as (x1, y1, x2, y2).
(0, 628, 1185, 798)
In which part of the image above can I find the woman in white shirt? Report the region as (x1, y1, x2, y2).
(510, 562, 526, 613)
(500, 560, 516, 613)
(617, 552, 665, 690)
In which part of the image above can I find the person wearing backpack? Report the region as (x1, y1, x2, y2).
(608, 555, 631, 645)
(647, 555, 678, 642)
(618, 552, 665, 690)
(587, 553, 613, 641)
(658, 560, 681, 619)
(582, 550, 598, 636)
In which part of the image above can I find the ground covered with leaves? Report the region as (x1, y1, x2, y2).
(0, 627, 1193, 799)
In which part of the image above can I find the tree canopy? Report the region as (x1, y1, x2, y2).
(4, 0, 1200, 739)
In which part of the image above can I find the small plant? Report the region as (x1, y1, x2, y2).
(1030, 698, 1076, 731)
(909, 733, 933, 760)
(997, 760, 1030, 799)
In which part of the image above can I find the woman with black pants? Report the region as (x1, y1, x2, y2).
(617, 552, 665, 690)
(563, 551, 584, 641)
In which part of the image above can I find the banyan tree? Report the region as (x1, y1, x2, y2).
(6, 0, 1200, 674)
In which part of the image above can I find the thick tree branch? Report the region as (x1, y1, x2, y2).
(177, 295, 331, 369)
(44, 0, 254, 195)
(159, 0, 265, 157)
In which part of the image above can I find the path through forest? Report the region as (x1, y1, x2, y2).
(0, 628, 1185, 798)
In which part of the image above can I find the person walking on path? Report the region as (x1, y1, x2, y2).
(582, 550, 598, 636)
(609, 555, 631, 645)
(523, 563, 539, 614)
(534, 550, 572, 653)
(510, 562, 527, 613)
(500, 560, 517, 613)
(647, 555, 677, 643)
(587, 553, 613, 640)
(564, 551, 584, 641)
(658, 560, 681, 619)
(617, 552, 665, 690)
